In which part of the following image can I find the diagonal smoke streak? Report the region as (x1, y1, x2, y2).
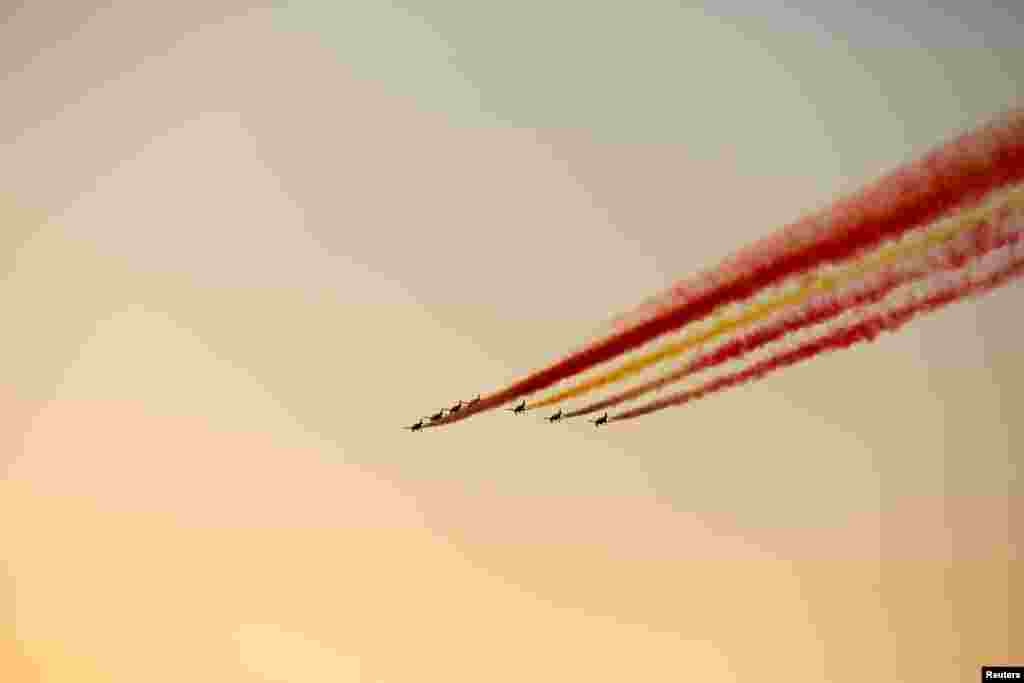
(609, 110, 1024, 333)
(534, 187, 1024, 411)
(422, 107, 1024, 428)
(564, 192, 1024, 417)
(609, 242, 1024, 423)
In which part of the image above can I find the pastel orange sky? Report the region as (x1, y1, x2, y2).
(2, 2, 1021, 681)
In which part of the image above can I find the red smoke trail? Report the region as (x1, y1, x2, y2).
(609, 249, 1024, 423)
(611, 110, 1024, 333)
(426, 108, 1024, 428)
(565, 201, 1024, 418)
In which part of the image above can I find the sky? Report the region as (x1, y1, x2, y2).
(2, 2, 1021, 681)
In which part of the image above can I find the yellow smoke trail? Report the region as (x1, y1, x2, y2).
(609, 241, 1024, 423)
(526, 186, 1024, 409)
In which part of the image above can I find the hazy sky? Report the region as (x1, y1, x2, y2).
(2, 2, 1021, 681)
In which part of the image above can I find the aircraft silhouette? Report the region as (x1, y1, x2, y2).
(405, 419, 425, 431)
(507, 400, 526, 414)
(547, 409, 563, 423)
(589, 413, 608, 427)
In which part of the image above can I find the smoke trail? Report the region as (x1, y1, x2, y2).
(424, 108, 1024, 428)
(609, 109, 1024, 333)
(530, 188, 1024, 410)
(564, 193, 1024, 417)
(609, 245, 1024, 423)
